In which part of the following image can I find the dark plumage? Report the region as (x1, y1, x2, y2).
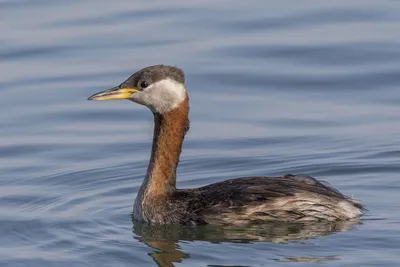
(140, 175, 363, 225)
(120, 65, 185, 90)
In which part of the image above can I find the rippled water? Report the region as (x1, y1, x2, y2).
(1, 0, 400, 266)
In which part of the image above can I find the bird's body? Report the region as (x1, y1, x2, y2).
(134, 175, 363, 225)
(88, 65, 364, 225)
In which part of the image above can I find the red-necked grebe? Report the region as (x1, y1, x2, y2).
(88, 65, 364, 225)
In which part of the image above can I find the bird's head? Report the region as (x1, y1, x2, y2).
(88, 65, 187, 114)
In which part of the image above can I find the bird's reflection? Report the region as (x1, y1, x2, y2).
(132, 218, 361, 267)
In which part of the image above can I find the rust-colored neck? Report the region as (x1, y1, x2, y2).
(143, 97, 189, 198)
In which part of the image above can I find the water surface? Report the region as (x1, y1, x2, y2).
(1, 0, 400, 266)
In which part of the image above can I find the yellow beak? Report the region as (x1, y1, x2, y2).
(87, 87, 139, 101)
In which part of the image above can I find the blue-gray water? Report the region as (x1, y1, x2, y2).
(1, 0, 399, 266)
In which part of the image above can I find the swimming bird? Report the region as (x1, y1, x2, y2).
(88, 65, 364, 225)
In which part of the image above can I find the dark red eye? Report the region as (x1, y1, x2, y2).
(140, 81, 148, 88)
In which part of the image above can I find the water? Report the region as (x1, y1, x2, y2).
(1, 0, 399, 266)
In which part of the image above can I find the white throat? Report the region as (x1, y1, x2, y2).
(131, 78, 187, 113)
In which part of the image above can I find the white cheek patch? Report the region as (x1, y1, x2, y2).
(132, 79, 186, 113)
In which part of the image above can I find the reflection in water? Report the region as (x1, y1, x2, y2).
(132, 218, 361, 266)
(147, 242, 189, 267)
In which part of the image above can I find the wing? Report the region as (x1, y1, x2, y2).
(175, 175, 363, 224)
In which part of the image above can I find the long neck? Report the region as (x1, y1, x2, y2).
(141, 98, 189, 198)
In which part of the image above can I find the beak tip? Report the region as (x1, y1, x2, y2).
(87, 93, 100, 101)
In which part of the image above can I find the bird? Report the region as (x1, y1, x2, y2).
(88, 65, 364, 225)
